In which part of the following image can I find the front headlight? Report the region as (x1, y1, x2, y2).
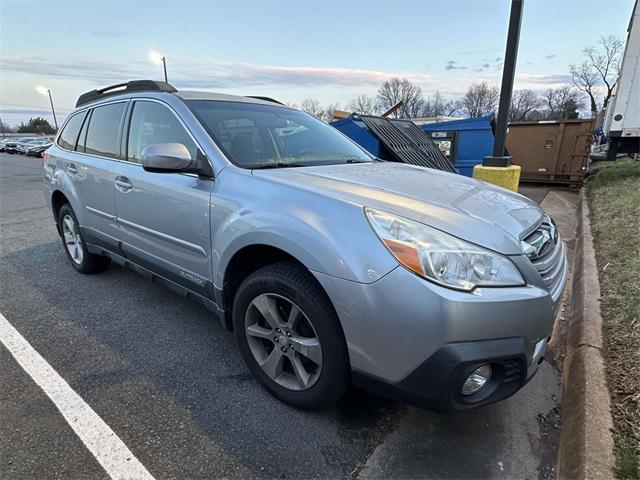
(365, 208, 525, 291)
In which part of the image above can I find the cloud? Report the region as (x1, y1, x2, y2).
(474, 68, 484, 72)
(516, 73, 572, 85)
(445, 60, 467, 71)
(0, 108, 68, 127)
(0, 108, 61, 116)
(0, 55, 433, 89)
(543, 54, 556, 59)
(0, 56, 145, 84)
(482, 63, 490, 68)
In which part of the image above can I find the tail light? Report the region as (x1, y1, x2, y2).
(42, 150, 49, 166)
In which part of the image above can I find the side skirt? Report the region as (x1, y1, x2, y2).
(85, 241, 227, 328)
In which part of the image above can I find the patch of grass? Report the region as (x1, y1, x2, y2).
(586, 159, 640, 479)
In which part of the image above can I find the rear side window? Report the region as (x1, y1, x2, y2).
(84, 102, 126, 159)
(57, 112, 86, 150)
(126, 101, 198, 163)
(76, 111, 90, 152)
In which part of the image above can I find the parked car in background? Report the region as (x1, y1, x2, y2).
(17, 138, 52, 154)
(0, 138, 11, 152)
(26, 141, 53, 157)
(44, 80, 568, 412)
(4, 137, 40, 154)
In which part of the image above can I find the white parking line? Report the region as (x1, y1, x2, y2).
(0, 313, 155, 480)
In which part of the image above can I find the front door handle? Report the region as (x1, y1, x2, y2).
(114, 176, 132, 192)
(66, 162, 77, 174)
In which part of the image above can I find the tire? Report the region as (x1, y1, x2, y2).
(57, 203, 110, 274)
(233, 261, 350, 409)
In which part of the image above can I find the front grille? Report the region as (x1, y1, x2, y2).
(523, 216, 567, 300)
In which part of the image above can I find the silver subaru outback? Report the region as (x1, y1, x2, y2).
(43, 80, 567, 412)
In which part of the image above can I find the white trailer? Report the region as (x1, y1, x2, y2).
(605, 0, 640, 159)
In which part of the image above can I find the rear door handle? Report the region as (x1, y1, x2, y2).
(66, 162, 77, 174)
(114, 176, 132, 192)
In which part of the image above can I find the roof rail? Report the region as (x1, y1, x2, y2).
(246, 96, 284, 105)
(75, 80, 177, 107)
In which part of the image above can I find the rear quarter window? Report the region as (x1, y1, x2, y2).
(57, 112, 87, 151)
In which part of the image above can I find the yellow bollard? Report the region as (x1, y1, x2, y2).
(472, 164, 521, 192)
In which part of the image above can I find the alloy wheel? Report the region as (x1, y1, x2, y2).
(62, 214, 84, 265)
(244, 293, 323, 391)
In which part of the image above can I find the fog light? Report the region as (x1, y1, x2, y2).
(461, 364, 492, 396)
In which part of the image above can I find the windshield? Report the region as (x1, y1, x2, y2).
(186, 100, 373, 168)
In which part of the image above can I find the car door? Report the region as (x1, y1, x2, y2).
(57, 102, 125, 248)
(113, 99, 215, 298)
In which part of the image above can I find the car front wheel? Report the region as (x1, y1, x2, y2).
(233, 261, 350, 409)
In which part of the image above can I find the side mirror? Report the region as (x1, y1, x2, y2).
(141, 143, 198, 173)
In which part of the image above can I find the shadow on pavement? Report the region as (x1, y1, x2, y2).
(2, 242, 402, 478)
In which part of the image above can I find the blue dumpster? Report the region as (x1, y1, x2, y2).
(331, 116, 383, 157)
(419, 115, 495, 177)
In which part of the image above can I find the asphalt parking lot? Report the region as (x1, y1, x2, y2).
(1, 151, 564, 479)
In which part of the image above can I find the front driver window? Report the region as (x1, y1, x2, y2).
(127, 101, 198, 164)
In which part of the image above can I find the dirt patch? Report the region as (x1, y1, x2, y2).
(586, 159, 640, 478)
(548, 247, 573, 372)
(537, 403, 562, 479)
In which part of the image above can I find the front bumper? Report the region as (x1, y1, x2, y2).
(313, 255, 565, 411)
(353, 336, 548, 412)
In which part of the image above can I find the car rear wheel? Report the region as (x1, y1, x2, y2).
(233, 261, 350, 409)
(57, 204, 110, 274)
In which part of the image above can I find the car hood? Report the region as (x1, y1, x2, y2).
(254, 162, 544, 255)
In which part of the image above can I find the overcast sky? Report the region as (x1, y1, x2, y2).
(0, 0, 635, 127)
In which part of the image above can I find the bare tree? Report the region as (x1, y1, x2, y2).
(321, 103, 341, 122)
(421, 91, 460, 117)
(509, 89, 542, 121)
(300, 98, 323, 119)
(570, 61, 599, 117)
(459, 82, 500, 117)
(542, 86, 584, 120)
(570, 35, 623, 116)
(376, 77, 425, 118)
(346, 94, 377, 115)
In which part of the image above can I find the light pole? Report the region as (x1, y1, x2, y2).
(149, 51, 168, 83)
(483, 0, 524, 167)
(35, 86, 58, 130)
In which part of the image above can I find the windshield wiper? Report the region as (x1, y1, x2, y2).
(251, 162, 307, 170)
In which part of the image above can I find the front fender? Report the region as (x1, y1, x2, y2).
(212, 209, 397, 289)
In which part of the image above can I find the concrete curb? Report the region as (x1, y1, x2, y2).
(557, 189, 615, 479)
